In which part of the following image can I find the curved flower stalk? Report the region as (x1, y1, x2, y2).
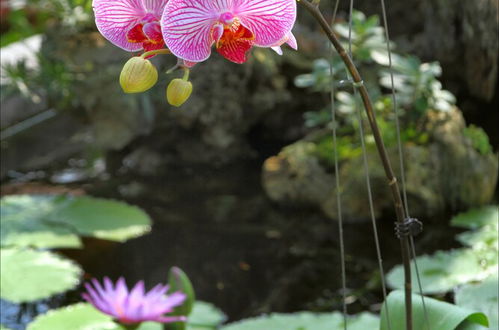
(161, 0, 298, 64)
(93, 0, 167, 53)
(83, 277, 187, 325)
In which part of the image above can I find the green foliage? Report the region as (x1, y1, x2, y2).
(312, 135, 363, 164)
(373, 53, 456, 113)
(1, 0, 92, 47)
(386, 249, 493, 295)
(168, 267, 196, 330)
(27, 302, 223, 330)
(455, 274, 499, 330)
(187, 301, 227, 329)
(221, 311, 379, 330)
(380, 290, 489, 330)
(1, 194, 152, 248)
(463, 125, 493, 155)
(27, 303, 120, 330)
(0, 248, 82, 303)
(334, 11, 391, 63)
(295, 9, 458, 141)
(387, 206, 498, 295)
(451, 206, 498, 229)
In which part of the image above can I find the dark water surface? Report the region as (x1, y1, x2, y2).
(1, 160, 461, 329)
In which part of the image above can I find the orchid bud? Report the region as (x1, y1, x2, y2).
(167, 78, 193, 107)
(119, 57, 158, 93)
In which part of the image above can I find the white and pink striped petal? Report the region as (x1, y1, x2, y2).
(233, 0, 296, 47)
(161, 0, 219, 62)
(93, 0, 167, 51)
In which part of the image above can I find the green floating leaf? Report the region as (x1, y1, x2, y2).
(1, 195, 81, 249)
(221, 311, 379, 330)
(188, 301, 226, 330)
(380, 290, 488, 330)
(53, 195, 152, 242)
(387, 249, 491, 294)
(27, 303, 163, 330)
(451, 206, 498, 229)
(0, 194, 152, 248)
(27, 303, 119, 330)
(455, 273, 499, 330)
(0, 248, 82, 303)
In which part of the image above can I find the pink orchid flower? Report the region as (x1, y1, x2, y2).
(160, 0, 297, 64)
(93, 0, 167, 53)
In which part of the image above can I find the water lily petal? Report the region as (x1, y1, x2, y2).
(234, 0, 296, 47)
(161, 0, 218, 62)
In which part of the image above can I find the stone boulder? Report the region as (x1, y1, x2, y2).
(262, 107, 498, 222)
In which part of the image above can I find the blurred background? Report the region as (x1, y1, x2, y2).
(0, 0, 498, 328)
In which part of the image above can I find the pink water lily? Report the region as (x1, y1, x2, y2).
(93, 0, 167, 53)
(83, 277, 187, 325)
(161, 0, 297, 64)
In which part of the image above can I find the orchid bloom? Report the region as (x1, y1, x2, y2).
(161, 0, 297, 64)
(83, 277, 187, 325)
(93, 0, 167, 53)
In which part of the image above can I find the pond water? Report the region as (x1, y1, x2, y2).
(1, 159, 462, 329)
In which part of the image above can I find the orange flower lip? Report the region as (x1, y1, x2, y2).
(215, 23, 255, 64)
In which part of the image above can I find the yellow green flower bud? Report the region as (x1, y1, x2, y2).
(119, 57, 158, 93)
(167, 78, 193, 107)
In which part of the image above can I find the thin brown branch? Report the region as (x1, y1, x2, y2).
(297, 1, 414, 329)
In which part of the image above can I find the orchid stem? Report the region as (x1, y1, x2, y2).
(297, 1, 413, 329)
(182, 68, 190, 81)
(140, 49, 171, 58)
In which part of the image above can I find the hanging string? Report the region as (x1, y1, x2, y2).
(328, 1, 347, 328)
(378, 1, 431, 328)
(346, 1, 392, 329)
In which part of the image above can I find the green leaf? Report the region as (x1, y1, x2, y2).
(221, 311, 379, 330)
(1, 195, 81, 249)
(27, 303, 164, 330)
(53, 195, 152, 242)
(380, 290, 488, 330)
(451, 206, 498, 229)
(168, 267, 196, 330)
(27, 303, 119, 330)
(187, 301, 226, 329)
(387, 249, 492, 294)
(0, 194, 152, 248)
(0, 248, 82, 303)
(455, 274, 499, 330)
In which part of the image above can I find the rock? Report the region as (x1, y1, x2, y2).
(262, 107, 498, 222)
(262, 142, 334, 207)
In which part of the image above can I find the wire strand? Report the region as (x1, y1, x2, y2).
(329, 1, 347, 328)
(346, 1, 392, 329)
(378, 1, 431, 328)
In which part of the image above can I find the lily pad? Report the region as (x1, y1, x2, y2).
(380, 290, 488, 330)
(0, 248, 82, 303)
(221, 311, 379, 330)
(387, 249, 492, 294)
(451, 206, 498, 229)
(455, 274, 499, 330)
(27, 303, 118, 330)
(188, 301, 226, 329)
(27, 303, 165, 330)
(1, 195, 81, 249)
(0, 194, 152, 248)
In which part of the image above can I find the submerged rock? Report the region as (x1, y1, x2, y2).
(262, 107, 498, 222)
